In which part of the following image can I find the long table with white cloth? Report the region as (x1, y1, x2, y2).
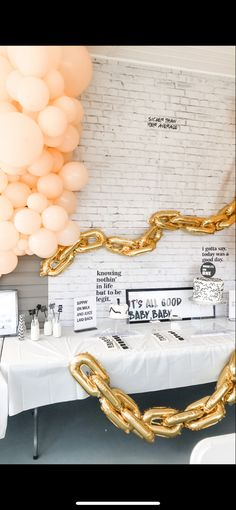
(0, 317, 235, 439)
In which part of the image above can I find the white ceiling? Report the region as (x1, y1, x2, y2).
(88, 46, 235, 77)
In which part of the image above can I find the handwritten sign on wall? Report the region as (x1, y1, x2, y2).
(74, 296, 97, 332)
(126, 287, 214, 323)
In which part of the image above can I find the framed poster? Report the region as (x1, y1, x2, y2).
(74, 295, 97, 332)
(0, 290, 18, 336)
(126, 287, 215, 323)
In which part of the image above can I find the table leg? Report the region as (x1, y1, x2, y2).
(33, 408, 39, 460)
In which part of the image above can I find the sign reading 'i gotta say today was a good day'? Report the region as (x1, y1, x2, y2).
(126, 288, 214, 323)
(74, 296, 97, 332)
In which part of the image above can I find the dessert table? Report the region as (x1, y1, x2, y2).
(0, 317, 235, 457)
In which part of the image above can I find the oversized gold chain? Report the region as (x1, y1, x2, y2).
(40, 198, 235, 276)
(69, 350, 236, 442)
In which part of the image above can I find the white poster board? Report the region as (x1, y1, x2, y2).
(126, 287, 214, 323)
(0, 290, 18, 336)
(74, 296, 97, 332)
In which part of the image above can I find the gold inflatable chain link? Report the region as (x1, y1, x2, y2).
(40, 198, 235, 276)
(69, 350, 236, 442)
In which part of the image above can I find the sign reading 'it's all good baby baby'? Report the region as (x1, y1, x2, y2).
(126, 287, 214, 323)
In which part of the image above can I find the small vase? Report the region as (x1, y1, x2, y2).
(31, 318, 40, 341)
(53, 317, 62, 338)
(44, 318, 52, 336)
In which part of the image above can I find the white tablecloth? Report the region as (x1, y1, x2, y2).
(0, 318, 235, 439)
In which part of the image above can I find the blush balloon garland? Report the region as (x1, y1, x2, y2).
(0, 46, 92, 276)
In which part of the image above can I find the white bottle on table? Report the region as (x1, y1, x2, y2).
(44, 318, 53, 336)
(31, 317, 40, 341)
(53, 315, 62, 338)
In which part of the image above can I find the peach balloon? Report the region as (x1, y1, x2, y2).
(28, 148, 53, 176)
(0, 56, 13, 101)
(0, 101, 18, 114)
(47, 148, 64, 172)
(37, 105, 67, 137)
(42, 205, 68, 231)
(37, 173, 63, 199)
(27, 192, 48, 213)
(59, 161, 89, 191)
(4, 182, 31, 208)
(57, 124, 80, 153)
(0, 169, 8, 192)
(59, 46, 92, 97)
(0, 46, 7, 57)
(55, 190, 77, 213)
(17, 76, 49, 112)
(20, 172, 38, 188)
(0, 112, 44, 167)
(6, 70, 23, 101)
(14, 207, 41, 235)
(44, 133, 64, 148)
(29, 228, 58, 258)
(14, 247, 25, 256)
(0, 196, 13, 221)
(44, 69, 64, 99)
(56, 220, 80, 246)
(0, 250, 18, 274)
(53, 96, 83, 124)
(47, 46, 62, 69)
(7, 46, 50, 78)
(16, 238, 28, 251)
(0, 221, 19, 250)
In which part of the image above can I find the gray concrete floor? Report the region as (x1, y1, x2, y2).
(0, 382, 235, 464)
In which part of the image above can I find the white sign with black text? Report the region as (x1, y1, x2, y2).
(74, 296, 97, 332)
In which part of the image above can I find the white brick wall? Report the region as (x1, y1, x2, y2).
(49, 58, 235, 326)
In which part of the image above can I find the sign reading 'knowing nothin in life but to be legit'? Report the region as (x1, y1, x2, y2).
(126, 287, 214, 323)
(74, 296, 97, 332)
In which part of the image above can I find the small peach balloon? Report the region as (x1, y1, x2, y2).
(55, 190, 77, 213)
(6, 70, 23, 101)
(44, 69, 64, 99)
(0, 250, 18, 274)
(0, 56, 13, 101)
(4, 182, 31, 208)
(56, 220, 80, 246)
(0, 221, 19, 250)
(0, 112, 44, 167)
(0, 196, 14, 221)
(38, 105, 67, 137)
(28, 148, 53, 176)
(27, 192, 48, 213)
(0, 169, 8, 192)
(14, 207, 41, 235)
(53, 96, 83, 124)
(59, 161, 89, 191)
(29, 228, 58, 258)
(59, 46, 92, 97)
(20, 172, 38, 188)
(17, 76, 49, 112)
(17, 237, 29, 251)
(37, 173, 63, 199)
(0, 162, 26, 176)
(42, 205, 68, 231)
(0, 101, 18, 114)
(47, 148, 64, 172)
(57, 124, 80, 153)
(7, 46, 50, 78)
(14, 247, 25, 256)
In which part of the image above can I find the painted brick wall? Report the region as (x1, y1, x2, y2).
(49, 58, 235, 326)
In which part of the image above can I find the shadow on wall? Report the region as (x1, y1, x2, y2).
(0, 255, 48, 328)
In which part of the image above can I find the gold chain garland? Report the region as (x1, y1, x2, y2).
(69, 350, 236, 443)
(40, 198, 235, 276)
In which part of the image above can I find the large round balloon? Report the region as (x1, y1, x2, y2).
(14, 207, 41, 235)
(7, 46, 50, 78)
(17, 76, 49, 112)
(0, 221, 19, 250)
(42, 205, 68, 231)
(37, 173, 63, 199)
(29, 228, 58, 258)
(37, 105, 67, 137)
(4, 182, 31, 208)
(59, 46, 92, 97)
(0, 112, 44, 167)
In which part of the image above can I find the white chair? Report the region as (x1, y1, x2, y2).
(190, 433, 235, 464)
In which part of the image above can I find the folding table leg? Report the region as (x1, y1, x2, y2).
(33, 408, 39, 460)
